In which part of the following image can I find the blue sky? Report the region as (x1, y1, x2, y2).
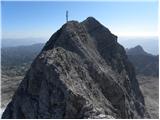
(2, 1, 158, 39)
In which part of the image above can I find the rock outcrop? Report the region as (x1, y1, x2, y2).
(2, 17, 147, 119)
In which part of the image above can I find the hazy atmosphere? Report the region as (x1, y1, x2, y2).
(2, 1, 158, 54)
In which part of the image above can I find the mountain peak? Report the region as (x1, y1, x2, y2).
(43, 17, 115, 52)
(82, 16, 103, 28)
(126, 45, 149, 55)
(83, 16, 99, 23)
(2, 17, 146, 119)
(61, 20, 80, 30)
(134, 45, 144, 51)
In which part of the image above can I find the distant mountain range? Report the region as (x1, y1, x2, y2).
(2, 36, 158, 55)
(1, 43, 158, 77)
(2, 38, 46, 48)
(126, 45, 159, 77)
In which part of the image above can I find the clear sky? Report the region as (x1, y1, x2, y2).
(1, 1, 158, 39)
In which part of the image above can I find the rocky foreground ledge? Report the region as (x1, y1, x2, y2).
(2, 17, 149, 119)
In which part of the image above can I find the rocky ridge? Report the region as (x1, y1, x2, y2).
(2, 17, 148, 118)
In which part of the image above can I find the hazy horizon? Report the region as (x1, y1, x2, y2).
(2, 1, 158, 38)
(1, 1, 159, 55)
(2, 36, 159, 55)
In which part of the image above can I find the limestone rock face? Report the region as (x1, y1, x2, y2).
(2, 17, 147, 119)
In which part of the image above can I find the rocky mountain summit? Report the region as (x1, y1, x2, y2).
(126, 45, 149, 56)
(2, 17, 148, 119)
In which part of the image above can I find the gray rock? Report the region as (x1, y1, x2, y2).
(2, 17, 148, 118)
